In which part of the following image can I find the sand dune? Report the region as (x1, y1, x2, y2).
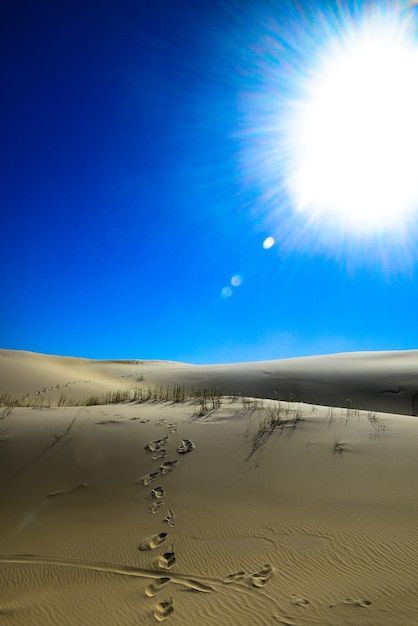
(2, 348, 418, 414)
(1, 349, 418, 624)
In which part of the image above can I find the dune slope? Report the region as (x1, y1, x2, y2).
(2, 348, 418, 414)
(1, 349, 418, 625)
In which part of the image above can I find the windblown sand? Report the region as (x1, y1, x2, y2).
(1, 349, 418, 625)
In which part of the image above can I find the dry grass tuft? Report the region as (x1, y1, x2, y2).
(333, 440, 351, 457)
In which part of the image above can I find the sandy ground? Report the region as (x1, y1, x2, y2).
(1, 349, 418, 625)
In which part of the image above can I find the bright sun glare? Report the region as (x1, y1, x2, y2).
(286, 8, 418, 235)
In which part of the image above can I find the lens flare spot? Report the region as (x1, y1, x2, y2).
(263, 237, 275, 249)
(221, 286, 233, 298)
(231, 274, 242, 286)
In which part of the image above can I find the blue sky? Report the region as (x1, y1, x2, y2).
(1, 0, 418, 364)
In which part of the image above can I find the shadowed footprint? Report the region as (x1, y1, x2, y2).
(156, 419, 178, 433)
(163, 509, 175, 528)
(153, 598, 174, 622)
(291, 595, 310, 607)
(160, 461, 179, 475)
(145, 437, 169, 452)
(177, 439, 195, 455)
(223, 571, 246, 584)
(330, 598, 372, 608)
(248, 564, 273, 588)
(148, 500, 163, 514)
(179, 579, 214, 593)
(139, 472, 161, 487)
(151, 486, 165, 499)
(152, 449, 168, 460)
(145, 577, 171, 598)
(138, 532, 168, 551)
(355, 599, 372, 608)
(158, 549, 176, 570)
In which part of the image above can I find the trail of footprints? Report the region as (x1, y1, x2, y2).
(136, 424, 273, 621)
(17, 379, 94, 403)
(137, 423, 194, 621)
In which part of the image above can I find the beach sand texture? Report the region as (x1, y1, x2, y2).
(1, 349, 418, 625)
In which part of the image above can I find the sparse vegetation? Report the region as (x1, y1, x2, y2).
(247, 415, 280, 459)
(367, 411, 387, 438)
(326, 406, 334, 426)
(0, 394, 16, 419)
(244, 401, 304, 460)
(239, 397, 264, 414)
(409, 387, 418, 416)
(333, 440, 350, 457)
(0, 393, 14, 405)
(192, 387, 222, 416)
(0, 384, 226, 410)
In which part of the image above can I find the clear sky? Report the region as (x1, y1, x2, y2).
(2, 0, 418, 364)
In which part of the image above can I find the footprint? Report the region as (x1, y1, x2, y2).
(330, 598, 372, 608)
(156, 420, 178, 433)
(151, 486, 165, 499)
(344, 598, 372, 608)
(148, 500, 163, 514)
(291, 595, 310, 607)
(163, 509, 175, 528)
(152, 449, 168, 460)
(145, 577, 171, 598)
(223, 571, 246, 584)
(158, 549, 176, 570)
(160, 461, 179, 475)
(248, 564, 273, 588)
(178, 579, 214, 593)
(138, 532, 168, 551)
(177, 439, 195, 455)
(153, 598, 174, 622)
(145, 437, 170, 452)
(139, 472, 161, 487)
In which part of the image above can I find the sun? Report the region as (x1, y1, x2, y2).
(285, 9, 418, 235)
